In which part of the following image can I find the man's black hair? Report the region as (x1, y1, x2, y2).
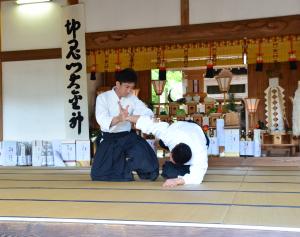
(171, 143, 192, 165)
(115, 68, 137, 84)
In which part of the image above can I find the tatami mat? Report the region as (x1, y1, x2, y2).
(224, 206, 300, 228)
(240, 182, 300, 192)
(0, 166, 300, 228)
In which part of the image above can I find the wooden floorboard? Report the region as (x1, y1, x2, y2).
(0, 221, 299, 237)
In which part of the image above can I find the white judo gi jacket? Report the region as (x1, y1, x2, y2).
(136, 116, 208, 184)
(95, 88, 153, 133)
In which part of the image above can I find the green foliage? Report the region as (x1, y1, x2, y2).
(225, 93, 237, 112)
(208, 107, 217, 114)
(176, 109, 186, 116)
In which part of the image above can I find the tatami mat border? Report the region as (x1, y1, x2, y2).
(1, 167, 300, 171)
(2, 178, 300, 184)
(2, 186, 300, 195)
(2, 198, 300, 209)
(2, 172, 300, 177)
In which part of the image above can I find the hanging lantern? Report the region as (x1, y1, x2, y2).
(288, 36, 297, 70)
(289, 51, 297, 70)
(256, 40, 263, 72)
(244, 98, 260, 130)
(256, 54, 263, 72)
(90, 50, 96, 80)
(158, 47, 166, 81)
(152, 80, 166, 96)
(215, 69, 233, 104)
(159, 62, 166, 81)
(242, 37, 248, 65)
(205, 43, 214, 78)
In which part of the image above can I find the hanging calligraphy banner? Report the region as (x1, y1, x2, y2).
(62, 4, 89, 139)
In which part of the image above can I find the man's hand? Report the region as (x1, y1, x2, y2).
(118, 101, 129, 121)
(110, 102, 129, 127)
(126, 115, 140, 124)
(162, 178, 185, 187)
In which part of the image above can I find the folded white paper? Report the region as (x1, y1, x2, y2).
(76, 140, 91, 166)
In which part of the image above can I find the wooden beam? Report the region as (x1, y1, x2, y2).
(181, 0, 189, 25)
(0, 48, 61, 62)
(86, 14, 300, 49)
(67, 0, 79, 5)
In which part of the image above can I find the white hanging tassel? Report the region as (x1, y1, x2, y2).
(292, 81, 300, 136)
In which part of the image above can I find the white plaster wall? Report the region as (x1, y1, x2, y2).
(1, 0, 66, 51)
(2, 0, 300, 51)
(2, 0, 299, 49)
(190, 0, 300, 24)
(80, 0, 181, 32)
(2, 60, 66, 141)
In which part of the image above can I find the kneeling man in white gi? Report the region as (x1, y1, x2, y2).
(126, 115, 208, 187)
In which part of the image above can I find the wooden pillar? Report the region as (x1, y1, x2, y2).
(0, 2, 3, 141)
(181, 0, 189, 26)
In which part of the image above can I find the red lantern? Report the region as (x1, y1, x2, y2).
(90, 50, 96, 80)
(205, 43, 214, 78)
(256, 40, 263, 72)
(288, 36, 297, 70)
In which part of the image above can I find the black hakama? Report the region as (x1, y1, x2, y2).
(91, 131, 159, 181)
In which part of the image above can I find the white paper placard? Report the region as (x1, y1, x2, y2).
(254, 141, 261, 157)
(224, 129, 240, 156)
(216, 119, 225, 146)
(17, 142, 27, 166)
(52, 140, 65, 167)
(61, 140, 76, 166)
(32, 140, 43, 166)
(76, 140, 91, 166)
(208, 137, 219, 155)
(44, 141, 54, 166)
(2, 141, 18, 166)
(239, 141, 254, 156)
(253, 129, 261, 142)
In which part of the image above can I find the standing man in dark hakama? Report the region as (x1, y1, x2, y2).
(91, 68, 159, 181)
